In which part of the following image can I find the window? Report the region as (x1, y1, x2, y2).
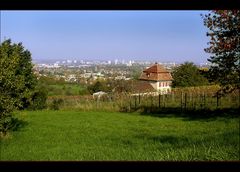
(147, 72, 150, 78)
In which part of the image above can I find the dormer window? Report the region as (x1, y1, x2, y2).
(147, 72, 150, 78)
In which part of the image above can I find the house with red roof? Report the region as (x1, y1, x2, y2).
(134, 62, 173, 95)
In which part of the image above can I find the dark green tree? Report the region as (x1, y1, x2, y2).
(29, 84, 48, 110)
(0, 39, 37, 135)
(172, 62, 209, 87)
(202, 10, 240, 94)
(87, 81, 105, 94)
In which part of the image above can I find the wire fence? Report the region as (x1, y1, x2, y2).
(47, 87, 240, 112)
(127, 89, 239, 112)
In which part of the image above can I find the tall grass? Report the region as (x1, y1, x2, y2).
(46, 86, 239, 112)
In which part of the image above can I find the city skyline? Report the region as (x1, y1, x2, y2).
(1, 10, 210, 64)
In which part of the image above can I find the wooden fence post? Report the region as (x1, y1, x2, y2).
(238, 89, 240, 109)
(129, 95, 132, 111)
(158, 93, 161, 108)
(151, 95, 153, 109)
(172, 92, 174, 106)
(189, 92, 193, 110)
(199, 93, 202, 110)
(139, 94, 141, 104)
(181, 92, 183, 111)
(135, 95, 137, 110)
(163, 94, 166, 108)
(184, 92, 187, 111)
(203, 92, 206, 109)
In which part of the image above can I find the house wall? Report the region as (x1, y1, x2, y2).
(149, 81, 172, 94)
(149, 81, 159, 90)
(159, 81, 172, 94)
(159, 81, 172, 88)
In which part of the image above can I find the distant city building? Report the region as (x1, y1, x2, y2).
(127, 60, 132, 66)
(53, 63, 60, 68)
(114, 75, 131, 80)
(114, 59, 118, 65)
(67, 74, 77, 82)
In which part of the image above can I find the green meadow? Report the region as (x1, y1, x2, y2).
(47, 84, 87, 96)
(1, 110, 239, 160)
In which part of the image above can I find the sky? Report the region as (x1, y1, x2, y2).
(1, 10, 210, 64)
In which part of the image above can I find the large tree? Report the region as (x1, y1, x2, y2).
(0, 39, 37, 135)
(172, 62, 209, 87)
(202, 10, 240, 94)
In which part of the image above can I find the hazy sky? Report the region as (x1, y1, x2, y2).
(1, 10, 210, 64)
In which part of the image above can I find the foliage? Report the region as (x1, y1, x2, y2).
(130, 67, 142, 80)
(87, 81, 107, 94)
(1, 110, 239, 160)
(38, 75, 65, 85)
(49, 98, 64, 110)
(86, 79, 135, 95)
(38, 76, 88, 96)
(28, 84, 48, 110)
(172, 62, 209, 87)
(202, 10, 240, 95)
(0, 39, 37, 135)
(112, 80, 134, 93)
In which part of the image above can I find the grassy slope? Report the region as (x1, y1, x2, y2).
(0, 110, 239, 160)
(48, 84, 86, 96)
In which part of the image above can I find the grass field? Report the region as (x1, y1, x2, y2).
(47, 84, 87, 96)
(0, 110, 239, 160)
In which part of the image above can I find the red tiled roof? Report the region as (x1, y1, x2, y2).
(143, 63, 168, 73)
(139, 63, 173, 81)
(132, 81, 155, 93)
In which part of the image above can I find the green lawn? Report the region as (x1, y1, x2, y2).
(0, 110, 239, 160)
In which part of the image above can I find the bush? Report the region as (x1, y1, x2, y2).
(0, 114, 13, 136)
(65, 87, 73, 96)
(78, 89, 89, 95)
(28, 85, 48, 110)
(49, 98, 64, 110)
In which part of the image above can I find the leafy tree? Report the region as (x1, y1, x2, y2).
(0, 39, 37, 135)
(129, 66, 142, 80)
(172, 62, 209, 87)
(202, 10, 240, 94)
(87, 81, 105, 94)
(112, 80, 134, 93)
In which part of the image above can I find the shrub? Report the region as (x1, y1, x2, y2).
(0, 114, 13, 137)
(65, 87, 73, 96)
(29, 85, 48, 110)
(49, 98, 64, 110)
